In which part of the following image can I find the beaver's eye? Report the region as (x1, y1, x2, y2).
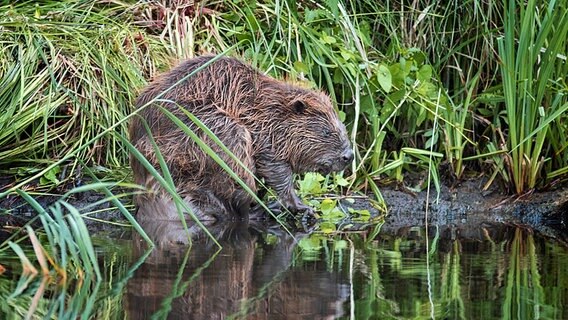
(292, 100, 307, 114)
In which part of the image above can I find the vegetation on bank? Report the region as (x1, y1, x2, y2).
(0, 0, 565, 250)
(1, 0, 566, 200)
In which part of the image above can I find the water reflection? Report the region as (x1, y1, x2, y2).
(125, 218, 349, 319)
(354, 225, 568, 319)
(2, 217, 567, 319)
(124, 212, 568, 320)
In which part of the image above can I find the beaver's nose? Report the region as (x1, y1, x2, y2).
(341, 149, 354, 163)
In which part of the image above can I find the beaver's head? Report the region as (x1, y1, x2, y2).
(275, 88, 353, 175)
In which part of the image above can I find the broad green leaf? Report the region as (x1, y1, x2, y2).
(334, 175, 349, 186)
(320, 198, 337, 215)
(377, 64, 392, 93)
(417, 64, 433, 82)
(321, 34, 337, 44)
(320, 222, 336, 234)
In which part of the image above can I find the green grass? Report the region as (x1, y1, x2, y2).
(3, 192, 100, 318)
(497, 0, 568, 194)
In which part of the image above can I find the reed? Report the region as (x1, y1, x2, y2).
(497, 0, 568, 194)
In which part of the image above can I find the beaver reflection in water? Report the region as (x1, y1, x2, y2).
(129, 55, 353, 221)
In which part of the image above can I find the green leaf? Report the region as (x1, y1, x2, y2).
(340, 49, 354, 61)
(360, 94, 377, 117)
(298, 172, 324, 195)
(417, 81, 438, 98)
(399, 57, 411, 76)
(293, 61, 309, 74)
(381, 89, 405, 122)
(40, 166, 61, 185)
(338, 110, 346, 122)
(388, 63, 405, 87)
(425, 130, 439, 149)
(326, 0, 339, 17)
(332, 68, 345, 84)
(320, 222, 336, 234)
(417, 64, 433, 83)
(348, 207, 371, 217)
(334, 174, 349, 186)
(416, 104, 427, 127)
(320, 198, 337, 215)
(304, 9, 320, 23)
(348, 207, 371, 222)
(376, 64, 392, 93)
(321, 33, 337, 44)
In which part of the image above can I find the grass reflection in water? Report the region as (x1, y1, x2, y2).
(1, 221, 567, 319)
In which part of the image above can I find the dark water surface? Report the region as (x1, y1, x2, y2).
(2, 219, 568, 319)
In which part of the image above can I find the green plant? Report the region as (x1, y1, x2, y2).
(0, 1, 169, 183)
(3, 191, 101, 318)
(497, 0, 568, 193)
(0, 195, 147, 319)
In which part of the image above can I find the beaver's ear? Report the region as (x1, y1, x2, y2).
(292, 100, 307, 114)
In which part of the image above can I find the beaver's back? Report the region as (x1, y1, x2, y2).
(136, 56, 261, 119)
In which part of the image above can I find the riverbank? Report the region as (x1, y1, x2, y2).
(1, 177, 566, 245)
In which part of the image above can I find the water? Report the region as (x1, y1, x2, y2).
(1, 220, 567, 319)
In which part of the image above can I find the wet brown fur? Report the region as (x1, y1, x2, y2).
(130, 55, 352, 220)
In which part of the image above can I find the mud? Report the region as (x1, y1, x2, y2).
(0, 177, 567, 244)
(376, 178, 568, 244)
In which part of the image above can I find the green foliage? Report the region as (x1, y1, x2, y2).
(297, 172, 349, 196)
(2, 192, 101, 318)
(296, 172, 377, 228)
(0, 1, 168, 181)
(0, 228, 136, 319)
(497, 0, 568, 194)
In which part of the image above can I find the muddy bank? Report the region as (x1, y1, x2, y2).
(374, 179, 568, 244)
(0, 178, 567, 244)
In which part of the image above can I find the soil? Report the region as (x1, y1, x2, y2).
(376, 177, 568, 244)
(0, 176, 567, 244)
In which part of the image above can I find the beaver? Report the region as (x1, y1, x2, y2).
(130, 55, 353, 221)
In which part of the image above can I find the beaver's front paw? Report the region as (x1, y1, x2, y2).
(291, 202, 315, 216)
